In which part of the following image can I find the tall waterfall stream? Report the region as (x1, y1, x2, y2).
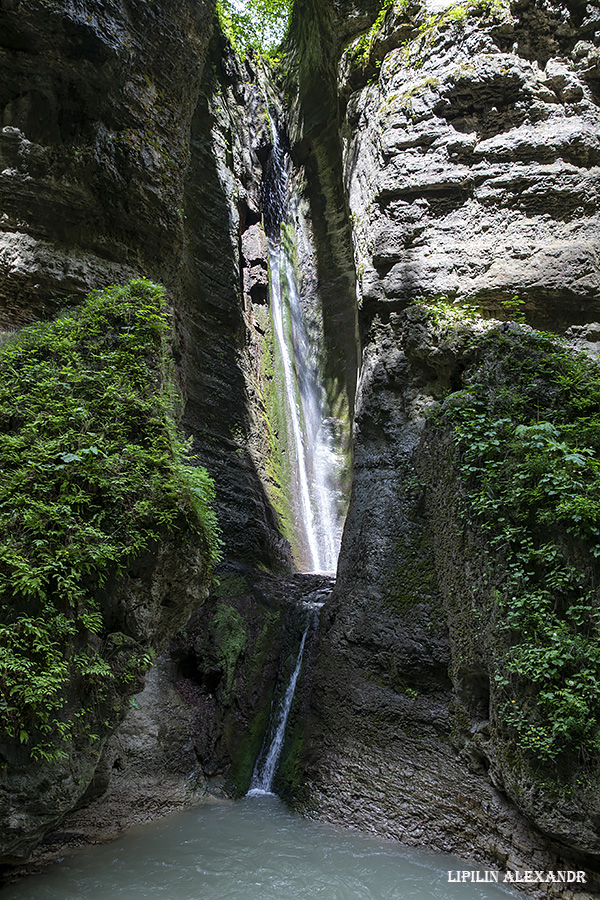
(264, 116, 344, 575)
(244, 113, 345, 799)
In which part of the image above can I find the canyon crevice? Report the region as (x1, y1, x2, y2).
(1, 0, 600, 895)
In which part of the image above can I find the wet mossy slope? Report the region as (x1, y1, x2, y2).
(0, 280, 216, 862)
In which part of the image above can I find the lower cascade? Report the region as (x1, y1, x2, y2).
(247, 604, 320, 796)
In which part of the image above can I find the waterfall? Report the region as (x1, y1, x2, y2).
(264, 116, 344, 575)
(246, 111, 343, 798)
(247, 607, 318, 796)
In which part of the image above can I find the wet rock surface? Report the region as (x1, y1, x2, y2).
(177, 38, 292, 571)
(170, 568, 332, 795)
(0, 0, 291, 568)
(0, 0, 290, 869)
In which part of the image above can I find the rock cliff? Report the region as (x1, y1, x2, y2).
(0, 0, 291, 570)
(304, 307, 600, 897)
(289, 0, 600, 891)
(339, 0, 600, 330)
(0, 0, 292, 865)
(0, 280, 216, 863)
(2, 0, 600, 889)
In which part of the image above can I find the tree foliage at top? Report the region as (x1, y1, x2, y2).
(217, 0, 293, 60)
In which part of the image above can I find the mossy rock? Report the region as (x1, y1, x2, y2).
(0, 279, 219, 763)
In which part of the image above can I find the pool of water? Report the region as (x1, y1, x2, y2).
(2, 795, 516, 900)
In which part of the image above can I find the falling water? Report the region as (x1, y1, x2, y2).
(246, 112, 343, 797)
(264, 116, 344, 575)
(248, 608, 317, 795)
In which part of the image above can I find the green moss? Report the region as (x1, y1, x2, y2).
(216, 574, 249, 597)
(386, 527, 438, 613)
(255, 311, 301, 562)
(274, 706, 307, 800)
(210, 603, 248, 700)
(0, 280, 220, 761)
(221, 607, 283, 795)
(250, 610, 283, 670)
(227, 700, 273, 795)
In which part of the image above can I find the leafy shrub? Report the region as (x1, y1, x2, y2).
(434, 320, 600, 764)
(0, 279, 220, 760)
(216, 0, 292, 61)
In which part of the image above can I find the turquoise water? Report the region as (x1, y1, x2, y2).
(2, 795, 516, 900)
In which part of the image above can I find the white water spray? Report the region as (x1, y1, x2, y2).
(265, 119, 343, 574)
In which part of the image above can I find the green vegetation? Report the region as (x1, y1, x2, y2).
(344, 0, 512, 81)
(348, 0, 397, 73)
(387, 527, 438, 613)
(412, 295, 480, 325)
(500, 294, 526, 324)
(0, 280, 220, 761)
(393, 0, 511, 70)
(211, 601, 282, 795)
(210, 603, 248, 699)
(433, 316, 600, 765)
(216, 574, 250, 597)
(253, 297, 300, 564)
(216, 0, 292, 61)
(226, 699, 272, 794)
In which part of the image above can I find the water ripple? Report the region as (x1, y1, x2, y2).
(2, 796, 516, 900)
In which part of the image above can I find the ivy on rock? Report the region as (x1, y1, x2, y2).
(0, 279, 220, 761)
(422, 300, 600, 767)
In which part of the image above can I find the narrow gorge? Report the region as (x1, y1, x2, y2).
(1, 0, 600, 896)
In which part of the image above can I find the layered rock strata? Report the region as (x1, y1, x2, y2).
(295, 0, 600, 892)
(340, 0, 600, 330)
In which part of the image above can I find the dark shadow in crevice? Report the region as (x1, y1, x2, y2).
(179, 34, 292, 572)
(285, 0, 360, 411)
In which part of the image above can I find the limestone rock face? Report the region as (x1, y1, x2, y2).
(306, 312, 511, 860)
(178, 43, 292, 571)
(0, 0, 291, 569)
(341, 0, 600, 330)
(296, 0, 600, 889)
(0, 0, 291, 866)
(0, 0, 212, 327)
(305, 309, 600, 895)
(37, 656, 211, 857)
